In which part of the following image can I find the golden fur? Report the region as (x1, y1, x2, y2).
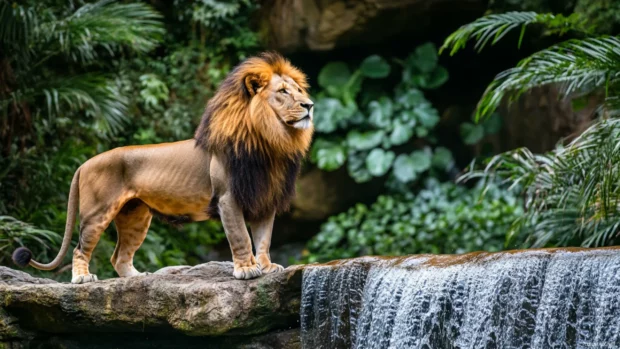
(12, 52, 314, 282)
(195, 51, 312, 155)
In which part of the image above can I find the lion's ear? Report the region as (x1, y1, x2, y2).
(244, 74, 267, 97)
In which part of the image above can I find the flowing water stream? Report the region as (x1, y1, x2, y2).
(300, 248, 620, 349)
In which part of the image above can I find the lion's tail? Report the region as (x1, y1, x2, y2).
(12, 167, 81, 271)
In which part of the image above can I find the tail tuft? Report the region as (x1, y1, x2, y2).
(12, 247, 33, 268)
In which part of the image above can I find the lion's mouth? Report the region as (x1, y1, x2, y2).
(286, 115, 311, 126)
(287, 115, 312, 129)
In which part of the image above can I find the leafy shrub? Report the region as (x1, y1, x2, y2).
(310, 43, 453, 187)
(304, 180, 523, 263)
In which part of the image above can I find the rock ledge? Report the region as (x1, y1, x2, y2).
(0, 262, 303, 346)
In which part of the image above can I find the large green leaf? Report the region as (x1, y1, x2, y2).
(460, 122, 485, 145)
(368, 97, 393, 128)
(347, 130, 385, 150)
(339, 100, 359, 126)
(393, 154, 418, 182)
(422, 66, 449, 89)
(360, 55, 391, 78)
(389, 122, 413, 145)
(313, 98, 343, 133)
(310, 138, 334, 162)
(410, 150, 432, 173)
(343, 71, 363, 102)
(366, 149, 395, 177)
(415, 104, 440, 128)
(347, 151, 372, 183)
(482, 112, 503, 134)
(395, 89, 425, 108)
(413, 42, 438, 73)
(316, 144, 346, 171)
(415, 126, 429, 138)
(432, 147, 454, 171)
(318, 62, 351, 89)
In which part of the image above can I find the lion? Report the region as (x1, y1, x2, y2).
(12, 52, 314, 283)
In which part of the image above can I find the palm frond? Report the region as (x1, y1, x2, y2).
(474, 36, 620, 120)
(5, 74, 129, 135)
(0, 1, 42, 61)
(440, 11, 589, 56)
(38, 0, 164, 63)
(462, 118, 620, 247)
(0, 215, 61, 265)
(603, 95, 620, 117)
(0, 1, 37, 43)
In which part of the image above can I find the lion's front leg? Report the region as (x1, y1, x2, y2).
(250, 212, 283, 274)
(218, 194, 262, 280)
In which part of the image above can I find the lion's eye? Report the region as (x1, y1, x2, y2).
(279, 88, 288, 94)
(298, 88, 302, 93)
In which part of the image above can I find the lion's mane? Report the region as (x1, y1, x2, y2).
(195, 52, 313, 222)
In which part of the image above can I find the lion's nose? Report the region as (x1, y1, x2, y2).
(301, 103, 314, 111)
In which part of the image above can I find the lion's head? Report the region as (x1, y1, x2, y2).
(195, 51, 313, 158)
(195, 52, 314, 221)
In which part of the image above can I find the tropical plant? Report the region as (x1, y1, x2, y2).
(442, 11, 620, 247)
(116, 0, 259, 146)
(1, 0, 165, 218)
(0, 216, 61, 268)
(304, 179, 523, 263)
(0, 0, 164, 141)
(310, 43, 455, 188)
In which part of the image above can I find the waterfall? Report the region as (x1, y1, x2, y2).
(300, 249, 620, 349)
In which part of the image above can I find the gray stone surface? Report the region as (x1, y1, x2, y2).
(0, 262, 304, 343)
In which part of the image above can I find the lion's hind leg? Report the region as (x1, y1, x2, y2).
(72, 208, 117, 284)
(111, 199, 152, 278)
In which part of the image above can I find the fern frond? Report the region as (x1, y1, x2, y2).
(38, 0, 164, 63)
(0, 1, 43, 62)
(0, 215, 62, 266)
(441, 11, 589, 56)
(474, 36, 620, 120)
(462, 118, 620, 247)
(5, 74, 129, 135)
(0, 1, 38, 45)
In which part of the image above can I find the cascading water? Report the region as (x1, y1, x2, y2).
(300, 248, 620, 349)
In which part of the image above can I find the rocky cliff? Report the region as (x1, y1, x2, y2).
(0, 263, 303, 349)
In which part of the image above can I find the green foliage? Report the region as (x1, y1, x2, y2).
(0, 216, 62, 267)
(574, 0, 620, 35)
(442, 12, 620, 121)
(304, 180, 523, 262)
(307, 41, 514, 263)
(1, 1, 166, 275)
(184, 0, 258, 52)
(1, 0, 164, 136)
(310, 43, 452, 187)
(460, 112, 503, 145)
(461, 119, 620, 248)
(475, 36, 620, 121)
(444, 9, 620, 249)
(441, 11, 590, 56)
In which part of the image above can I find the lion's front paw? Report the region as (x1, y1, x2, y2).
(71, 274, 98, 284)
(233, 263, 262, 280)
(260, 262, 284, 274)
